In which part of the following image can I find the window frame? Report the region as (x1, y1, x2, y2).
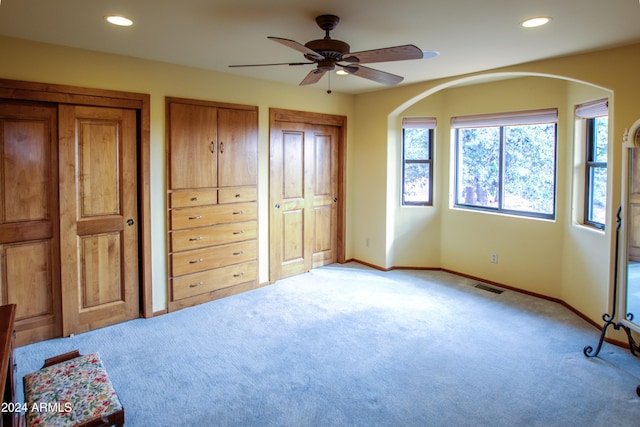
(452, 109, 558, 220)
(583, 116, 608, 230)
(401, 119, 435, 207)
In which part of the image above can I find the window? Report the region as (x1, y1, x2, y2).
(577, 99, 609, 229)
(402, 117, 435, 206)
(452, 109, 558, 219)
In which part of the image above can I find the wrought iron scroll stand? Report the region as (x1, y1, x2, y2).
(583, 206, 640, 396)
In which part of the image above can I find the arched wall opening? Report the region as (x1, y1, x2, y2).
(381, 72, 614, 324)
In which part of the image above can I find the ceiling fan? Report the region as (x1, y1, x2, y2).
(229, 14, 437, 88)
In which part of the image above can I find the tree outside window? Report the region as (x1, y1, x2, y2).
(402, 119, 434, 206)
(453, 109, 557, 219)
(576, 98, 608, 230)
(585, 116, 608, 228)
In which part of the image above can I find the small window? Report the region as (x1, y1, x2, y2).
(452, 109, 558, 219)
(402, 117, 435, 206)
(576, 99, 608, 230)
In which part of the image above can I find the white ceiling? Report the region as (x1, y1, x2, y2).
(1, 0, 639, 94)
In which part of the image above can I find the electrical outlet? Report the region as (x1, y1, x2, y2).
(490, 253, 498, 263)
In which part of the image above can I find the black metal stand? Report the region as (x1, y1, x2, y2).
(583, 206, 640, 396)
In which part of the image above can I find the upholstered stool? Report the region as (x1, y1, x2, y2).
(23, 350, 124, 427)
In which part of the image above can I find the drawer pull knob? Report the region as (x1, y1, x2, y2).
(188, 215, 203, 220)
(189, 236, 203, 241)
(233, 272, 245, 277)
(233, 250, 244, 255)
(232, 230, 245, 235)
(189, 258, 203, 264)
(233, 210, 244, 215)
(235, 193, 241, 198)
(189, 281, 204, 288)
(191, 197, 199, 201)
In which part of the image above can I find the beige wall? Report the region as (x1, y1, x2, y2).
(391, 77, 610, 304)
(2, 34, 640, 330)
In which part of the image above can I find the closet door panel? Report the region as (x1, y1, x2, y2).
(3, 119, 49, 222)
(59, 105, 139, 336)
(3, 241, 52, 321)
(0, 101, 60, 345)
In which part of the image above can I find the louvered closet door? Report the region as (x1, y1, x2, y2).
(59, 105, 139, 336)
(0, 100, 61, 345)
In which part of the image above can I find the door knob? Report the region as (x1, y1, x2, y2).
(275, 203, 280, 209)
(126, 218, 135, 226)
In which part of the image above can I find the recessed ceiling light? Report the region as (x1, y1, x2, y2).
(105, 15, 133, 27)
(521, 16, 551, 28)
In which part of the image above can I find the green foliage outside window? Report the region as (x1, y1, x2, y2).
(585, 116, 608, 228)
(455, 123, 557, 218)
(402, 128, 432, 205)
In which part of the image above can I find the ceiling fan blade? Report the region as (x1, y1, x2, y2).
(268, 37, 324, 60)
(343, 44, 423, 64)
(300, 69, 327, 86)
(229, 62, 312, 68)
(339, 64, 404, 85)
(422, 50, 440, 60)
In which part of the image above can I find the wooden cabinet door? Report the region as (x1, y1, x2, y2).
(0, 101, 61, 345)
(59, 105, 139, 336)
(218, 108, 258, 187)
(168, 102, 218, 189)
(269, 120, 339, 280)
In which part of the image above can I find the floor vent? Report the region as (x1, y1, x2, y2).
(474, 283, 504, 294)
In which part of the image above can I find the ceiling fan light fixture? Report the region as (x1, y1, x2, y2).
(521, 16, 551, 28)
(105, 15, 133, 27)
(336, 69, 349, 76)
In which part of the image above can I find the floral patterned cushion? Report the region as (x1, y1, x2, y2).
(23, 353, 123, 427)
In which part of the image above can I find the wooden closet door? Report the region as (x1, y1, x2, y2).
(0, 101, 60, 345)
(310, 124, 339, 268)
(269, 120, 339, 280)
(59, 105, 139, 336)
(169, 102, 218, 189)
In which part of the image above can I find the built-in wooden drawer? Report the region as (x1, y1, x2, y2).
(170, 220, 257, 252)
(170, 240, 257, 277)
(218, 186, 257, 204)
(170, 189, 218, 208)
(171, 202, 257, 230)
(171, 260, 258, 301)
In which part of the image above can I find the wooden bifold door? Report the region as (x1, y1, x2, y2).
(0, 94, 144, 345)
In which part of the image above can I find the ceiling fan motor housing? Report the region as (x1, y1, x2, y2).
(304, 39, 350, 61)
(304, 14, 350, 66)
